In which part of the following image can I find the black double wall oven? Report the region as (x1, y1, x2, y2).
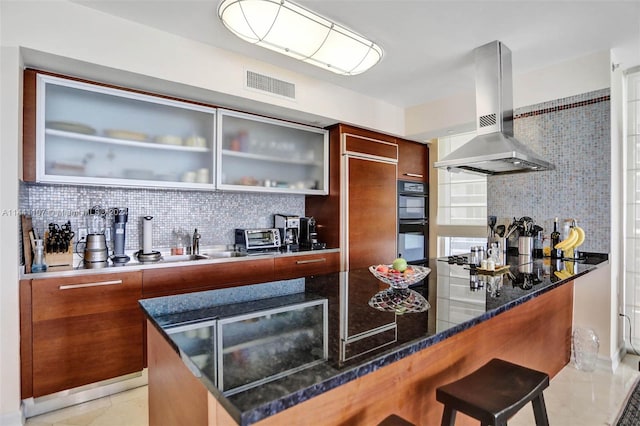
(397, 180, 429, 264)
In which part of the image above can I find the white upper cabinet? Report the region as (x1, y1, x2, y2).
(28, 73, 329, 194)
(35, 74, 216, 189)
(216, 109, 328, 195)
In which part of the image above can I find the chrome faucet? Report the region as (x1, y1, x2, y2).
(192, 228, 201, 255)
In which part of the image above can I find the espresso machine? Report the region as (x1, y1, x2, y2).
(274, 214, 300, 250)
(300, 216, 323, 249)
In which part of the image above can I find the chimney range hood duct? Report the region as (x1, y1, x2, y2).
(434, 41, 554, 175)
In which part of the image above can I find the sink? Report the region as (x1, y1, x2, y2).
(147, 249, 248, 264)
(160, 254, 208, 263)
(199, 250, 248, 258)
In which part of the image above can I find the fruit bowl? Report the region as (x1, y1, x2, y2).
(368, 287, 430, 314)
(369, 264, 431, 289)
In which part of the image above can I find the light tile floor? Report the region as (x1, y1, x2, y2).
(25, 355, 640, 426)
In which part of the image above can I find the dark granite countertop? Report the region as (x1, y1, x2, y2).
(139, 252, 608, 425)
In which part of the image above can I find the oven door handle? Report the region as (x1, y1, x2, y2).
(399, 219, 428, 225)
(398, 193, 428, 197)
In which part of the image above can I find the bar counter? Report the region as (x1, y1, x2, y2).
(139, 253, 608, 425)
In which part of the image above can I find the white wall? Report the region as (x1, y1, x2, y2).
(405, 50, 612, 140)
(0, 46, 24, 426)
(573, 265, 617, 371)
(514, 50, 611, 108)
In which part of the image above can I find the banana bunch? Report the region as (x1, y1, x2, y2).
(554, 225, 586, 251)
(554, 269, 572, 280)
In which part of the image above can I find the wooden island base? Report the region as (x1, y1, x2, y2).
(147, 282, 573, 426)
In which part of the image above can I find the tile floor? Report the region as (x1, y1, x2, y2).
(25, 355, 640, 426)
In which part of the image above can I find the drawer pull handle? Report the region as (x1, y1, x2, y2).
(296, 258, 326, 265)
(403, 173, 424, 178)
(59, 280, 123, 290)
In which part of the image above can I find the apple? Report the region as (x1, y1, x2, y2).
(376, 264, 389, 274)
(392, 257, 408, 272)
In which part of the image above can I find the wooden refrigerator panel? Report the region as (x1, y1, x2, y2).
(347, 157, 397, 270)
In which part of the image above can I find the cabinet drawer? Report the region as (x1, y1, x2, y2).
(32, 308, 143, 397)
(274, 252, 340, 280)
(344, 134, 398, 160)
(32, 272, 142, 322)
(142, 258, 275, 297)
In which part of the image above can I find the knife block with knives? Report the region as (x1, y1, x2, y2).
(43, 221, 74, 270)
(43, 232, 73, 270)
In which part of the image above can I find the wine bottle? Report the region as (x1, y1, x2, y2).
(551, 217, 562, 259)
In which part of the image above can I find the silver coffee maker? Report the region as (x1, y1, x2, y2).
(274, 214, 300, 249)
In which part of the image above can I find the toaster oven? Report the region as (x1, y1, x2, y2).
(235, 228, 282, 250)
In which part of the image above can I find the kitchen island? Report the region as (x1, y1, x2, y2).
(140, 253, 608, 425)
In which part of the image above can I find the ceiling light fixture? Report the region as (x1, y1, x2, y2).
(217, 0, 383, 76)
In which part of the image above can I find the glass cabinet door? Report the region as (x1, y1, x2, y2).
(37, 74, 216, 189)
(217, 109, 328, 194)
(217, 298, 328, 395)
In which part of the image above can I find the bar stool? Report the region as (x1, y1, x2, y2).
(436, 359, 550, 426)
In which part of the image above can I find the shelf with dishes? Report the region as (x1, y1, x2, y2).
(216, 109, 328, 195)
(220, 149, 323, 166)
(45, 127, 210, 153)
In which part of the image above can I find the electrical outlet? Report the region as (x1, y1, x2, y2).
(78, 227, 88, 241)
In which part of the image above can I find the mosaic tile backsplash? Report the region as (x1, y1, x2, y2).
(488, 88, 611, 253)
(19, 89, 611, 260)
(19, 184, 305, 254)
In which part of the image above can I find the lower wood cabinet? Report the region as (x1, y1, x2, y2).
(142, 258, 275, 298)
(22, 253, 337, 399)
(29, 272, 144, 397)
(273, 252, 340, 280)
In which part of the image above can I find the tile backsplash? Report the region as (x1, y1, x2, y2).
(19, 183, 305, 254)
(488, 88, 610, 253)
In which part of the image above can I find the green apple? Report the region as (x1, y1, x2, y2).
(392, 257, 408, 272)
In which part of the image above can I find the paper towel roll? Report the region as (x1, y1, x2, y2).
(143, 216, 153, 254)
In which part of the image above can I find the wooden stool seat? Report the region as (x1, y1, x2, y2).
(436, 359, 550, 426)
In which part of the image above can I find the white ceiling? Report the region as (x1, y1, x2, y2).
(75, 0, 640, 108)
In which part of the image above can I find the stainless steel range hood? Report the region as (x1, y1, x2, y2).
(434, 41, 554, 175)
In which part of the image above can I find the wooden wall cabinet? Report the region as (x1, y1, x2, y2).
(28, 271, 144, 397)
(397, 138, 429, 182)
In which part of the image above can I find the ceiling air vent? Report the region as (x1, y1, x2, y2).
(245, 70, 296, 100)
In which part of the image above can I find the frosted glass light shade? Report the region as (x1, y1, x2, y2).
(218, 0, 383, 75)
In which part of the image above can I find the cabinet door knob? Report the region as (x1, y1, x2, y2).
(295, 258, 326, 265)
(59, 279, 123, 290)
(403, 173, 424, 178)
